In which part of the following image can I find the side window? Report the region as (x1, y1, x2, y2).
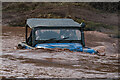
(27, 31, 32, 46)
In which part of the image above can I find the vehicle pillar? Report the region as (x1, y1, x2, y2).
(81, 28, 85, 47)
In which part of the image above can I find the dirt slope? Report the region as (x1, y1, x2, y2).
(2, 3, 118, 26)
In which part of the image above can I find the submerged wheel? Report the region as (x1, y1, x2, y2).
(17, 44, 23, 49)
(17, 44, 25, 49)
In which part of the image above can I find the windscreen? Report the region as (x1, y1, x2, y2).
(35, 29, 81, 40)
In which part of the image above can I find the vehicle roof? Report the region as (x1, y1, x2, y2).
(27, 18, 81, 28)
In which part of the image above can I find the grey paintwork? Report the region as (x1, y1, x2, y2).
(27, 18, 81, 28)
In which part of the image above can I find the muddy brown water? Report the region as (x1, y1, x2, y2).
(1, 26, 119, 78)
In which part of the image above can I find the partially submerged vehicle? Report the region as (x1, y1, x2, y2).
(18, 18, 98, 54)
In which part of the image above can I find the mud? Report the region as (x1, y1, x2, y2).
(1, 26, 119, 78)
